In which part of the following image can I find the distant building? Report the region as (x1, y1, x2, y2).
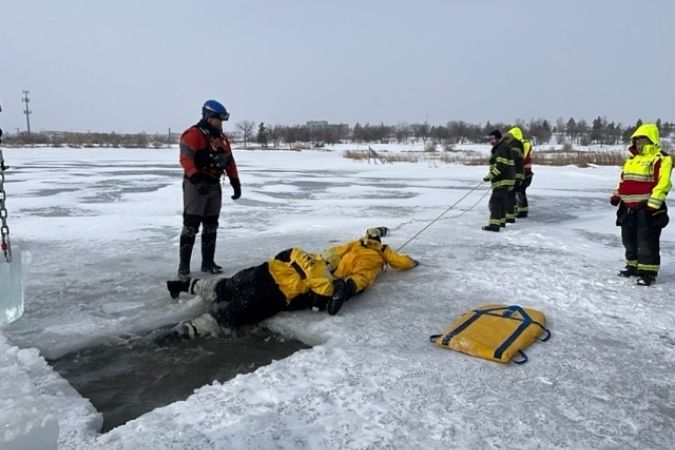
(306, 121, 329, 130)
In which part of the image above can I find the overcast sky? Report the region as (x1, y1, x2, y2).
(1, 0, 673, 133)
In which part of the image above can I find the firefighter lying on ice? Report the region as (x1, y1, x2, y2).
(156, 227, 418, 344)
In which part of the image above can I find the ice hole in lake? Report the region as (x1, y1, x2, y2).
(50, 326, 310, 432)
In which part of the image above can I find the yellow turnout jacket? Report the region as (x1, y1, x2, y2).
(321, 238, 417, 293)
(268, 248, 334, 305)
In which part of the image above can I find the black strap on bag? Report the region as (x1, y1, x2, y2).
(512, 350, 528, 365)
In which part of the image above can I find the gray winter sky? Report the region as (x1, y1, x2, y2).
(1, 0, 673, 133)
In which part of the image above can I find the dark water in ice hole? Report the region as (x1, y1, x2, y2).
(49, 327, 310, 432)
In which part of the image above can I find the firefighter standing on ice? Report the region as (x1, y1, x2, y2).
(611, 123, 672, 286)
(177, 100, 241, 280)
(517, 137, 534, 217)
(504, 126, 525, 223)
(482, 130, 515, 231)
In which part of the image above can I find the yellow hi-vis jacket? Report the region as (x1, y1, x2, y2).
(523, 139, 533, 173)
(321, 238, 417, 293)
(507, 126, 523, 142)
(268, 248, 334, 305)
(613, 123, 672, 209)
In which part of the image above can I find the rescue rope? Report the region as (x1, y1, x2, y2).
(396, 181, 489, 251)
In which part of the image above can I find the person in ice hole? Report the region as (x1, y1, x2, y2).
(156, 227, 418, 345)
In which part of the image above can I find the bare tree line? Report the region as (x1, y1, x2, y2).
(241, 117, 673, 149)
(2, 117, 672, 148)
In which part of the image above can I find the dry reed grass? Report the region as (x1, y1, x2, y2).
(343, 148, 626, 167)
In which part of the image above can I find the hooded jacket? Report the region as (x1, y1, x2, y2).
(321, 238, 417, 293)
(507, 127, 525, 182)
(614, 123, 672, 209)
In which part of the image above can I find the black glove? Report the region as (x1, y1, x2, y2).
(311, 293, 330, 311)
(230, 178, 241, 200)
(610, 195, 621, 206)
(327, 278, 356, 315)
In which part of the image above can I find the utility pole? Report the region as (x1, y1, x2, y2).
(22, 90, 32, 135)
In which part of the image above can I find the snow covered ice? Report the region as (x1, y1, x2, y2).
(1, 146, 674, 449)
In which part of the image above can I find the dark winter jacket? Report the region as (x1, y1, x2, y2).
(510, 138, 525, 184)
(486, 140, 516, 190)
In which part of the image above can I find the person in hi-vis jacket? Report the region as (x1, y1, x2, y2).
(611, 123, 672, 286)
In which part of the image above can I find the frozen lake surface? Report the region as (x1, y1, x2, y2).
(1, 146, 674, 449)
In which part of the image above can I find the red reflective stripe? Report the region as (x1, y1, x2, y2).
(619, 179, 657, 195)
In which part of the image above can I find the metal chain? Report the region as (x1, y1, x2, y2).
(0, 149, 12, 263)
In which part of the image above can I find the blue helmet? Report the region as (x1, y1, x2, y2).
(202, 99, 229, 121)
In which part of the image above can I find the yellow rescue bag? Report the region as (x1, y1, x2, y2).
(429, 304, 551, 364)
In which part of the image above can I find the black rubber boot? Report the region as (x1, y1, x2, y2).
(636, 274, 656, 286)
(167, 279, 190, 299)
(201, 232, 223, 274)
(482, 225, 500, 232)
(618, 266, 638, 278)
(178, 233, 196, 280)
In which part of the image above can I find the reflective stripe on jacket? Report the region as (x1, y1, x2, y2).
(506, 127, 525, 181)
(614, 124, 672, 209)
(487, 140, 515, 190)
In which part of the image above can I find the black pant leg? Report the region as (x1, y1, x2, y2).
(637, 209, 662, 275)
(211, 262, 287, 328)
(621, 212, 639, 268)
(516, 177, 530, 216)
(488, 189, 508, 226)
(505, 188, 516, 220)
